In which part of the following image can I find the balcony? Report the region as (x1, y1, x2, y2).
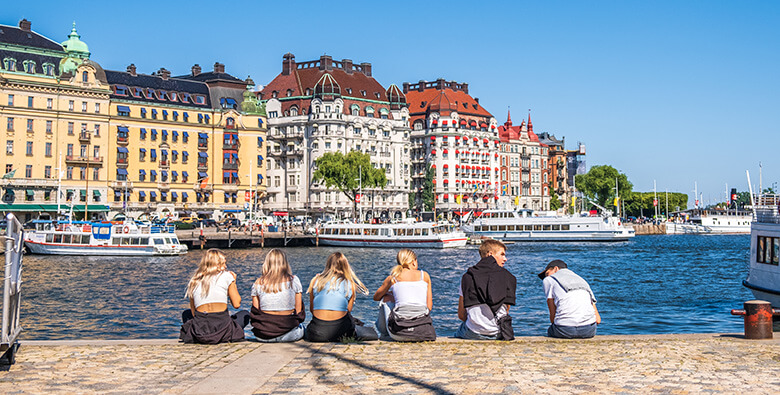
(158, 182, 169, 190)
(284, 130, 304, 139)
(198, 143, 208, 150)
(287, 149, 303, 156)
(109, 181, 133, 189)
(78, 132, 92, 143)
(65, 155, 103, 166)
(380, 152, 391, 158)
(117, 136, 128, 145)
(222, 162, 239, 170)
(268, 150, 284, 157)
(197, 163, 208, 171)
(222, 141, 240, 150)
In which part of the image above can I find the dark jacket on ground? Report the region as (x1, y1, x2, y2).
(461, 255, 517, 314)
(180, 310, 245, 344)
(250, 306, 305, 340)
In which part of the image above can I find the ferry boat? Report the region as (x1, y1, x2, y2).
(24, 220, 188, 256)
(317, 222, 467, 248)
(743, 194, 780, 306)
(665, 208, 752, 234)
(462, 209, 635, 242)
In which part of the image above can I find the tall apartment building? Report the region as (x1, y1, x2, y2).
(404, 79, 499, 216)
(538, 131, 570, 211)
(0, 19, 266, 221)
(260, 54, 411, 221)
(497, 112, 550, 211)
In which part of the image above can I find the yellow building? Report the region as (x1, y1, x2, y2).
(0, 19, 267, 222)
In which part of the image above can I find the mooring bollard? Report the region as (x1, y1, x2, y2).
(731, 300, 775, 339)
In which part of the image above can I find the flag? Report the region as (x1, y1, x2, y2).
(456, 194, 462, 204)
(2, 169, 16, 179)
(613, 197, 619, 206)
(514, 196, 520, 206)
(199, 177, 209, 189)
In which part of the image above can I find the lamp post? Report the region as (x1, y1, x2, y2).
(81, 129, 97, 222)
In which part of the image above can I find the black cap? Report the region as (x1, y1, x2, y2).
(538, 259, 567, 280)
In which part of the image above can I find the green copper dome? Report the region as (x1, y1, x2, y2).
(61, 22, 90, 58)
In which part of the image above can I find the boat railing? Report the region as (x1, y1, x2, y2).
(150, 225, 176, 234)
(752, 194, 780, 223)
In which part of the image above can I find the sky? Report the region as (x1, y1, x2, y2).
(4, 1, 779, 207)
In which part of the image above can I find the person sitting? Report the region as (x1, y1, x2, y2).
(249, 249, 305, 342)
(456, 239, 516, 340)
(180, 249, 248, 344)
(305, 252, 377, 342)
(373, 249, 436, 342)
(538, 260, 601, 339)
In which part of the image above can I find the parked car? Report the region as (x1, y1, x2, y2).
(179, 216, 198, 224)
(198, 219, 217, 227)
(219, 218, 241, 228)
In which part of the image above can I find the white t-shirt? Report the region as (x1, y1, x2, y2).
(459, 279, 507, 336)
(543, 276, 596, 327)
(191, 271, 235, 308)
(250, 275, 303, 311)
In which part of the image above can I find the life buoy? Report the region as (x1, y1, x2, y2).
(123, 225, 130, 234)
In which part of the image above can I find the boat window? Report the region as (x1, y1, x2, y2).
(154, 238, 164, 245)
(561, 224, 570, 230)
(524, 225, 532, 231)
(414, 228, 422, 236)
(46, 234, 54, 243)
(131, 237, 140, 245)
(774, 239, 779, 265)
(533, 225, 542, 231)
(552, 224, 560, 230)
(543, 225, 552, 231)
(122, 237, 131, 245)
(757, 236, 779, 265)
(112, 237, 120, 244)
(498, 225, 506, 231)
(53, 234, 62, 243)
(370, 229, 378, 236)
(422, 229, 429, 236)
(81, 235, 90, 244)
(99, 227, 110, 235)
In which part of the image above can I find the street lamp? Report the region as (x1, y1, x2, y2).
(81, 129, 98, 222)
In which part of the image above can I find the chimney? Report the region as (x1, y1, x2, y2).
(319, 55, 332, 71)
(213, 62, 225, 74)
(402, 82, 410, 94)
(282, 53, 295, 75)
(475, 97, 479, 103)
(158, 68, 170, 80)
(462, 82, 468, 94)
(126, 64, 137, 76)
(436, 78, 445, 90)
(18, 19, 31, 32)
(342, 59, 353, 74)
(191, 64, 201, 76)
(418, 80, 425, 92)
(360, 62, 372, 77)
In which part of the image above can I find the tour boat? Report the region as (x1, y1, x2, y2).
(317, 222, 467, 248)
(665, 208, 752, 234)
(743, 194, 780, 306)
(462, 209, 635, 241)
(24, 220, 188, 256)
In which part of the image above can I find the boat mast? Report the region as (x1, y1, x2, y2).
(654, 180, 658, 220)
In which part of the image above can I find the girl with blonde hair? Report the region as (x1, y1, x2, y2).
(180, 249, 248, 344)
(373, 249, 436, 341)
(304, 252, 377, 342)
(248, 249, 305, 342)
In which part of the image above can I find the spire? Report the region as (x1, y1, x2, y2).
(505, 107, 512, 126)
(61, 22, 90, 59)
(527, 110, 533, 133)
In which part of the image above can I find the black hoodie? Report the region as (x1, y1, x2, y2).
(461, 256, 517, 315)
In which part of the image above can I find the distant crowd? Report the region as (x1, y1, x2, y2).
(180, 241, 600, 344)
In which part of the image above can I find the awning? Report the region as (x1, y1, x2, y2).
(161, 171, 168, 177)
(80, 190, 87, 196)
(67, 205, 109, 213)
(117, 126, 129, 133)
(138, 191, 146, 197)
(257, 155, 263, 161)
(172, 171, 178, 176)
(161, 191, 167, 197)
(257, 136, 264, 143)
(182, 171, 189, 177)
(141, 108, 147, 114)
(93, 190, 101, 196)
(150, 170, 157, 176)
(117, 147, 129, 153)
(151, 129, 158, 136)
(139, 148, 146, 153)
(162, 110, 168, 116)
(171, 192, 178, 198)
(198, 133, 208, 139)
(198, 152, 208, 158)
(25, 189, 34, 196)
(183, 131, 189, 138)
(139, 169, 146, 175)
(173, 111, 178, 117)
(140, 128, 147, 135)
(161, 149, 168, 155)
(172, 150, 178, 155)
(117, 169, 128, 175)
(182, 192, 188, 198)
(150, 191, 157, 198)
(152, 109, 158, 115)
(150, 149, 157, 157)
(231, 172, 238, 178)
(183, 112, 189, 118)
(198, 172, 208, 178)
(162, 130, 168, 136)
(116, 105, 131, 113)
(172, 130, 179, 137)
(182, 151, 189, 157)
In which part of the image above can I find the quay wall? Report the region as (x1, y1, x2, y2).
(633, 223, 666, 235)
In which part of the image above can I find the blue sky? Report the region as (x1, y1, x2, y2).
(5, 1, 779, 206)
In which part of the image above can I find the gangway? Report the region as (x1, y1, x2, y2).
(1, 214, 23, 364)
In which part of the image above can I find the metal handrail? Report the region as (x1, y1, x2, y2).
(2, 213, 23, 362)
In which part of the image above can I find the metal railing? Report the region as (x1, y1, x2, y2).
(2, 213, 23, 364)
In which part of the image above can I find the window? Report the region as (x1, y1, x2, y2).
(66, 166, 73, 180)
(93, 168, 99, 181)
(82, 71, 88, 82)
(138, 170, 145, 182)
(67, 122, 74, 135)
(6, 117, 13, 131)
(26, 141, 32, 156)
(82, 101, 87, 112)
(27, 96, 33, 108)
(68, 100, 74, 111)
(67, 144, 74, 156)
(80, 167, 87, 181)
(94, 124, 100, 136)
(26, 119, 33, 132)
(45, 166, 51, 179)
(95, 103, 100, 113)
(45, 142, 52, 157)
(46, 98, 53, 109)
(5, 165, 11, 174)
(7, 95, 13, 106)
(43, 63, 55, 76)
(25, 165, 32, 178)
(46, 120, 52, 134)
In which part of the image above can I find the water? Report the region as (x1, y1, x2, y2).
(18, 234, 752, 340)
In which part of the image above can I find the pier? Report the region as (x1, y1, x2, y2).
(632, 223, 666, 235)
(3, 334, 778, 394)
(176, 228, 315, 249)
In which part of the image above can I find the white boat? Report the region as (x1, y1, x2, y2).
(24, 220, 188, 256)
(665, 209, 752, 234)
(462, 209, 635, 241)
(317, 222, 467, 248)
(743, 194, 780, 306)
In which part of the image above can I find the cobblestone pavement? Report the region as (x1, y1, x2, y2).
(1, 335, 779, 394)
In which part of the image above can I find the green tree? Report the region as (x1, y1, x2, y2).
(413, 165, 435, 212)
(313, 151, 387, 219)
(623, 192, 688, 218)
(550, 193, 562, 211)
(574, 165, 633, 209)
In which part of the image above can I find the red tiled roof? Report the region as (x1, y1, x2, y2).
(406, 87, 493, 123)
(261, 65, 387, 102)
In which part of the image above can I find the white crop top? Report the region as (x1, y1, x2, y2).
(390, 270, 428, 307)
(191, 271, 235, 308)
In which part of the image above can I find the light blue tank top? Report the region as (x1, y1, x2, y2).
(312, 279, 351, 311)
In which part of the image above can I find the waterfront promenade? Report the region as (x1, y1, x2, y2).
(2, 334, 778, 394)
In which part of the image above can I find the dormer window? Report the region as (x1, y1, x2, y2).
(3, 58, 16, 71)
(144, 88, 154, 99)
(360, 90, 366, 96)
(132, 87, 143, 98)
(305, 88, 312, 96)
(157, 90, 167, 101)
(114, 85, 128, 96)
(42, 63, 55, 76)
(290, 106, 299, 116)
(23, 61, 36, 73)
(194, 95, 206, 105)
(272, 91, 278, 98)
(82, 71, 88, 82)
(346, 88, 352, 95)
(168, 92, 178, 101)
(374, 92, 380, 99)
(180, 93, 190, 103)
(286, 89, 293, 97)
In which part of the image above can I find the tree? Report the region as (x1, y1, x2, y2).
(623, 192, 688, 218)
(412, 164, 435, 213)
(313, 151, 387, 219)
(574, 165, 633, 209)
(550, 193, 562, 211)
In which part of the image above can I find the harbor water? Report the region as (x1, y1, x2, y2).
(19, 234, 752, 340)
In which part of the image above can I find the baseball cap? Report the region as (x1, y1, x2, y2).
(538, 259, 568, 280)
